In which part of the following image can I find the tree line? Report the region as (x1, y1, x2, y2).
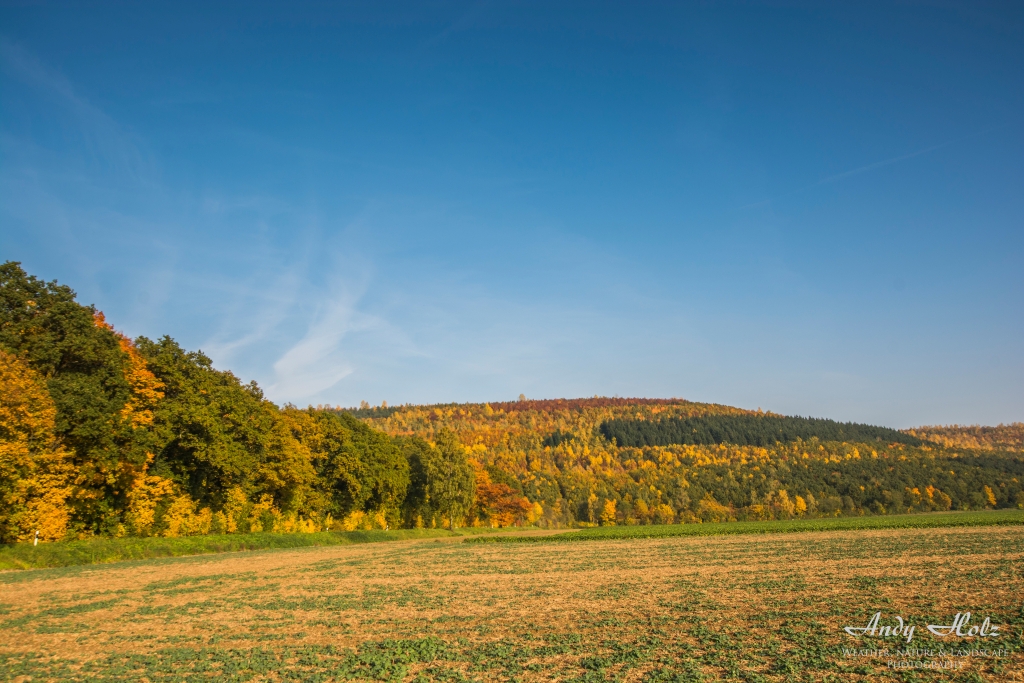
(0, 263, 534, 543)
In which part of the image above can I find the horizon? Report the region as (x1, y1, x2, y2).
(2, 2, 1022, 429)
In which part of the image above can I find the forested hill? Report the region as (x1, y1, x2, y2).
(346, 401, 1024, 527)
(2, 261, 1022, 544)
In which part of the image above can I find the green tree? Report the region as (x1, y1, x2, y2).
(136, 336, 284, 509)
(395, 436, 434, 527)
(426, 429, 475, 529)
(284, 408, 409, 526)
(0, 262, 157, 534)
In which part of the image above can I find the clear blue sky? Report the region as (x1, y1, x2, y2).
(2, 2, 1022, 427)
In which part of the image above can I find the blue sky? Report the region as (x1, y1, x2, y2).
(2, 2, 1022, 427)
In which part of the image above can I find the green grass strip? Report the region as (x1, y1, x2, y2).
(464, 509, 1024, 544)
(0, 528, 467, 571)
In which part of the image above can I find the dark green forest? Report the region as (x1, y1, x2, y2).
(600, 414, 921, 448)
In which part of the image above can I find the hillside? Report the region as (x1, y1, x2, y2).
(343, 399, 1024, 527)
(2, 261, 1022, 544)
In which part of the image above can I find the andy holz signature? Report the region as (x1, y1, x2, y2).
(844, 612, 1000, 644)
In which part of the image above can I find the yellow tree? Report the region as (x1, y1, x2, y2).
(0, 349, 73, 542)
(600, 499, 617, 526)
(794, 495, 808, 515)
(983, 486, 997, 507)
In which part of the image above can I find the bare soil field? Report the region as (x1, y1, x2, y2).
(1, 525, 1022, 681)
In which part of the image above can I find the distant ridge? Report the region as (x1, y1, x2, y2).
(488, 397, 716, 413)
(340, 396, 755, 418)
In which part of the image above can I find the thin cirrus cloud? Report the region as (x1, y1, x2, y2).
(269, 291, 362, 402)
(216, 261, 411, 404)
(268, 287, 412, 403)
(0, 39, 172, 322)
(0, 39, 154, 182)
(736, 131, 995, 211)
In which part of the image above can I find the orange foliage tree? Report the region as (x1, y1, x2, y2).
(474, 466, 532, 527)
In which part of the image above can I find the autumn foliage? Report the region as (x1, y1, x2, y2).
(908, 424, 1024, 452)
(348, 397, 1023, 527)
(1, 261, 1021, 544)
(0, 263, 466, 542)
(0, 349, 73, 541)
(474, 467, 534, 527)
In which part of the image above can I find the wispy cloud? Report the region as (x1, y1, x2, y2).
(0, 45, 181, 348)
(269, 288, 364, 401)
(739, 128, 999, 210)
(267, 272, 421, 403)
(809, 143, 950, 188)
(1, 39, 155, 182)
(197, 263, 309, 365)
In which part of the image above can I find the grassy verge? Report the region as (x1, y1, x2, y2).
(465, 509, 1024, 543)
(0, 528, 474, 571)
